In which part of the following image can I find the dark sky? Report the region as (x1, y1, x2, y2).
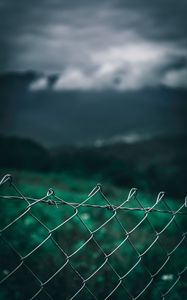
(0, 0, 187, 146)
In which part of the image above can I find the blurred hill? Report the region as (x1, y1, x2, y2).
(0, 135, 187, 198)
(0, 136, 50, 171)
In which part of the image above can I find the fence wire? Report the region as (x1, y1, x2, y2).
(0, 174, 186, 300)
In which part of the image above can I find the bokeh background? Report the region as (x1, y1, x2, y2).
(0, 0, 187, 299)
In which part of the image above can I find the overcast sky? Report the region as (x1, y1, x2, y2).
(0, 0, 187, 146)
(0, 0, 187, 91)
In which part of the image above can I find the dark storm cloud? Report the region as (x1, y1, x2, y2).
(0, 0, 187, 89)
(115, 0, 187, 41)
(1, 76, 187, 147)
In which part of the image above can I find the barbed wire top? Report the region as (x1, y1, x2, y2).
(0, 174, 186, 214)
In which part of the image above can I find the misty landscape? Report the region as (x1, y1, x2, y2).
(0, 0, 187, 299)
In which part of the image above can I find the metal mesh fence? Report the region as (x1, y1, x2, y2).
(0, 174, 186, 300)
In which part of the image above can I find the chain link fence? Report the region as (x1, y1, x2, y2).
(0, 174, 186, 299)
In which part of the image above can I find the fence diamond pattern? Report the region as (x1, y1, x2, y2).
(0, 174, 186, 299)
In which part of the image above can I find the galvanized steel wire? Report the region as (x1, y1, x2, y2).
(0, 174, 186, 299)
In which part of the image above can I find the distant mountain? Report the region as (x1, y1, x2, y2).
(54, 133, 187, 168)
(0, 71, 187, 147)
(92, 134, 187, 167)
